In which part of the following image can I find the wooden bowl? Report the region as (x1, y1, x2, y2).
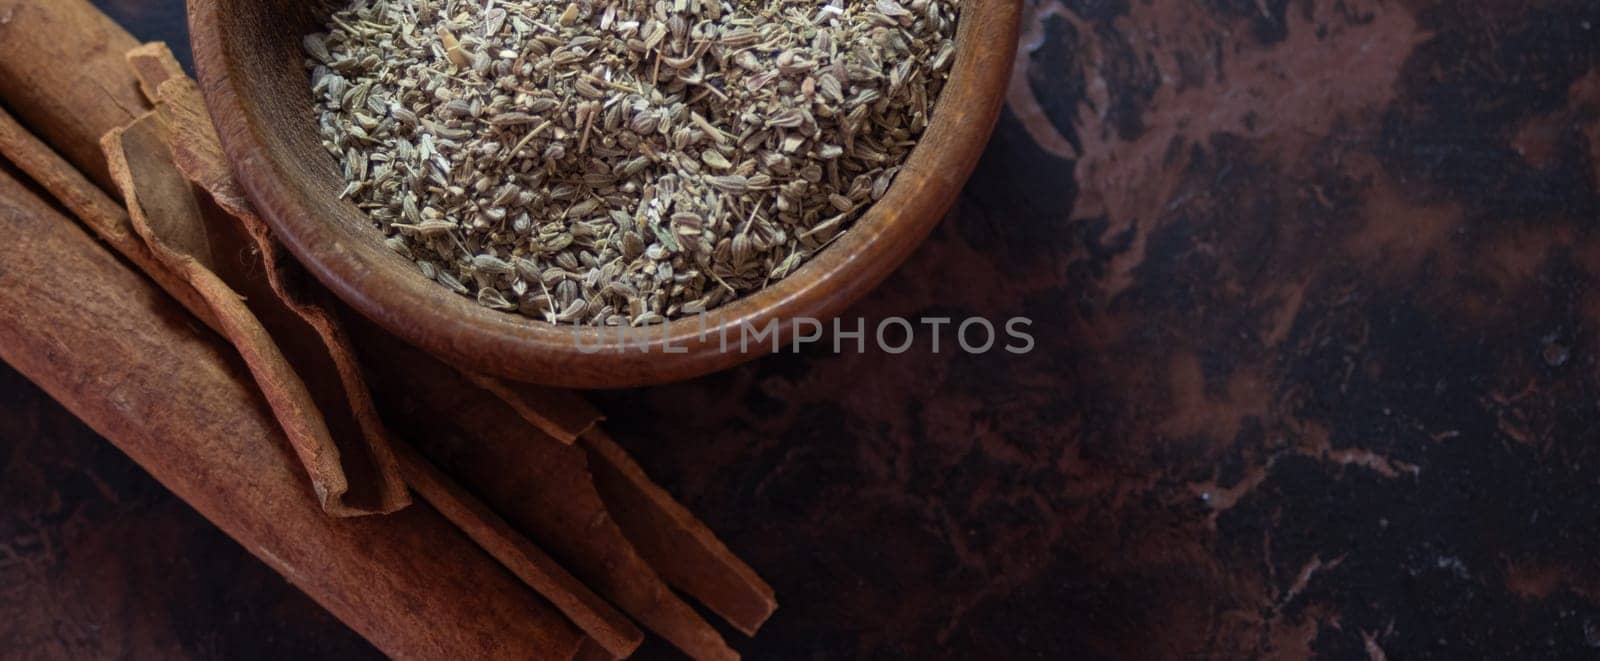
(189, 0, 1020, 388)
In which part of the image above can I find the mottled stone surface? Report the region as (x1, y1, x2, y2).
(3, 0, 1598, 658)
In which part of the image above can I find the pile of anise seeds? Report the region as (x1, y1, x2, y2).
(306, 0, 959, 326)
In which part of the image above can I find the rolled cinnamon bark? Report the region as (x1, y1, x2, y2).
(0, 1, 776, 653)
(354, 322, 742, 661)
(483, 380, 778, 635)
(103, 112, 409, 516)
(106, 47, 411, 517)
(583, 428, 777, 636)
(134, 32, 777, 650)
(461, 372, 604, 444)
(0, 0, 418, 518)
(0, 0, 149, 190)
(391, 441, 645, 658)
(0, 165, 585, 660)
(0, 103, 214, 326)
(110, 46, 641, 655)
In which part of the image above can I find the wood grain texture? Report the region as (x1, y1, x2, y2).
(188, 0, 1022, 387)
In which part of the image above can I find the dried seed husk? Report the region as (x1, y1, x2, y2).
(310, 0, 960, 325)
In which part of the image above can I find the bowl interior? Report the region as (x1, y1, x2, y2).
(197, 0, 1018, 387)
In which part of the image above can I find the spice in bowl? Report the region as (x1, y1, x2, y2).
(305, 0, 959, 326)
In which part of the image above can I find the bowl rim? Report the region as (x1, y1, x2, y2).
(190, 0, 1021, 388)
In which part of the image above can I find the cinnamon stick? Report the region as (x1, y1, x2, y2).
(0, 103, 214, 327)
(583, 428, 777, 636)
(392, 441, 645, 658)
(0, 0, 148, 190)
(0, 2, 610, 653)
(0, 0, 404, 515)
(484, 382, 778, 634)
(0, 165, 585, 659)
(104, 47, 409, 517)
(131, 25, 774, 640)
(123, 44, 646, 654)
(462, 372, 605, 444)
(355, 323, 742, 661)
(7, 0, 780, 646)
(134, 34, 777, 651)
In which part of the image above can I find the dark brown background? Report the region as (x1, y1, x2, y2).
(3, 0, 1599, 658)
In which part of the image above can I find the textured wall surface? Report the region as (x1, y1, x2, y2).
(2, 0, 1597, 658)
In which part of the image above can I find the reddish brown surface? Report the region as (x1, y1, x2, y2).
(5, 0, 1600, 658)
